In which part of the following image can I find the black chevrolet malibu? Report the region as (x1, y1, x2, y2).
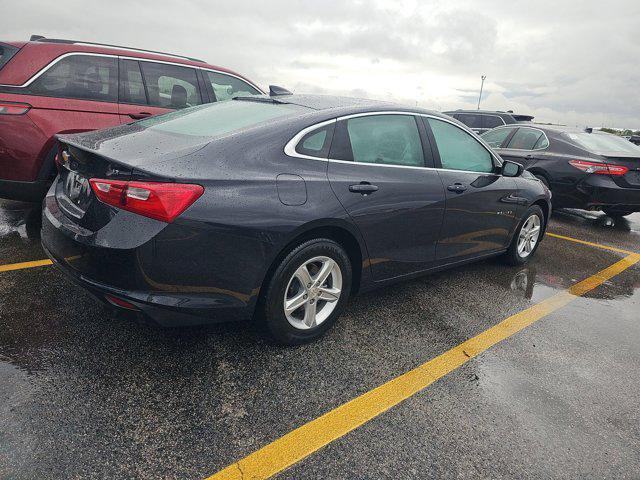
(42, 95, 551, 344)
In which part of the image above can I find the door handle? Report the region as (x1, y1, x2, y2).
(349, 182, 379, 195)
(447, 183, 468, 193)
(128, 112, 152, 119)
(525, 154, 535, 160)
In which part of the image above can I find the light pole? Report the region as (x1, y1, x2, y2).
(477, 75, 486, 110)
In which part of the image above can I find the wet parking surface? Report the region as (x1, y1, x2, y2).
(1, 200, 639, 479)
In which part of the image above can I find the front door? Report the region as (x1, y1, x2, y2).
(327, 114, 446, 281)
(424, 117, 521, 261)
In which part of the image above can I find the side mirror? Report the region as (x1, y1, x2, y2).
(502, 160, 524, 177)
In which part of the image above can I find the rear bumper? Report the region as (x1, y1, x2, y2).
(575, 176, 640, 211)
(41, 190, 253, 327)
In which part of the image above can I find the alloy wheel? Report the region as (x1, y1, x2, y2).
(517, 214, 541, 258)
(283, 256, 343, 330)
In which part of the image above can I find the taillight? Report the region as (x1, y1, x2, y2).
(568, 160, 629, 176)
(0, 101, 31, 115)
(89, 179, 204, 223)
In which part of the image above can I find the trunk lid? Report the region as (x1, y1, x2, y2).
(602, 155, 640, 189)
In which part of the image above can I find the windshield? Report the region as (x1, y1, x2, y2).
(565, 132, 640, 156)
(137, 99, 307, 137)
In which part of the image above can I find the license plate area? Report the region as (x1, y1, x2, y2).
(56, 169, 93, 218)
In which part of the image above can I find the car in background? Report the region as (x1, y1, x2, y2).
(482, 124, 640, 217)
(0, 35, 263, 202)
(628, 135, 640, 146)
(443, 109, 534, 135)
(41, 94, 550, 344)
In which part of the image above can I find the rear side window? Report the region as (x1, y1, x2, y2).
(28, 55, 118, 102)
(428, 118, 494, 173)
(119, 59, 147, 105)
(481, 127, 514, 148)
(0, 43, 19, 70)
(456, 113, 482, 129)
(205, 71, 260, 101)
(344, 115, 424, 167)
(139, 62, 202, 109)
(482, 115, 505, 129)
(296, 124, 334, 158)
(506, 128, 544, 150)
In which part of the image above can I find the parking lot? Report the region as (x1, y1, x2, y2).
(1, 199, 639, 479)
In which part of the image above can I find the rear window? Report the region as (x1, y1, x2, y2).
(137, 99, 306, 137)
(565, 132, 640, 156)
(28, 55, 118, 102)
(0, 43, 20, 70)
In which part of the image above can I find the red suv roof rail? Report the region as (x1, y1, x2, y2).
(28, 34, 206, 63)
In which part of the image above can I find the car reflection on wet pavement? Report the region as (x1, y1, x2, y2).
(1, 199, 639, 479)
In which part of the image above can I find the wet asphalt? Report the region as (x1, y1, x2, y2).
(0, 199, 638, 479)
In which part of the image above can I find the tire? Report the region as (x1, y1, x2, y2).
(503, 205, 545, 266)
(602, 208, 635, 218)
(261, 238, 352, 345)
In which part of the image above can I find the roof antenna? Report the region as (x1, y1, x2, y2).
(269, 85, 293, 96)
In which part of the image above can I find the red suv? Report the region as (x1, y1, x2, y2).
(0, 36, 263, 201)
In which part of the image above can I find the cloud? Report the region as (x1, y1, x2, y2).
(2, 0, 639, 128)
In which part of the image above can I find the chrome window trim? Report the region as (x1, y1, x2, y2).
(489, 125, 550, 152)
(0, 51, 264, 93)
(284, 110, 503, 172)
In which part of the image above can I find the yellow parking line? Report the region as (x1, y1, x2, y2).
(205, 253, 640, 480)
(0, 258, 52, 273)
(547, 232, 638, 256)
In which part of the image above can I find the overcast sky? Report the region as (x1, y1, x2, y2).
(4, 0, 639, 128)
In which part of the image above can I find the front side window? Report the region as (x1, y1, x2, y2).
(344, 115, 424, 167)
(205, 71, 260, 102)
(481, 127, 515, 148)
(139, 62, 201, 109)
(506, 128, 544, 150)
(428, 118, 494, 173)
(29, 55, 117, 102)
(483, 115, 505, 129)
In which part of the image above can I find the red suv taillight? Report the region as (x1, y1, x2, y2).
(89, 179, 204, 223)
(568, 160, 629, 176)
(0, 101, 31, 115)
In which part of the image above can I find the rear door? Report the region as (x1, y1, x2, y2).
(495, 126, 550, 169)
(327, 113, 445, 281)
(19, 53, 121, 134)
(425, 117, 521, 261)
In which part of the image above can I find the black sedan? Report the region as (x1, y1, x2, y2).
(42, 95, 550, 344)
(482, 124, 640, 217)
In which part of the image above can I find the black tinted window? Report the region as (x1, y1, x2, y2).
(139, 62, 201, 109)
(483, 115, 504, 128)
(456, 114, 482, 129)
(205, 71, 260, 101)
(119, 60, 147, 105)
(507, 128, 543, 150)
(29, 55, 117, 102)
(0, 43, 19, 70)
